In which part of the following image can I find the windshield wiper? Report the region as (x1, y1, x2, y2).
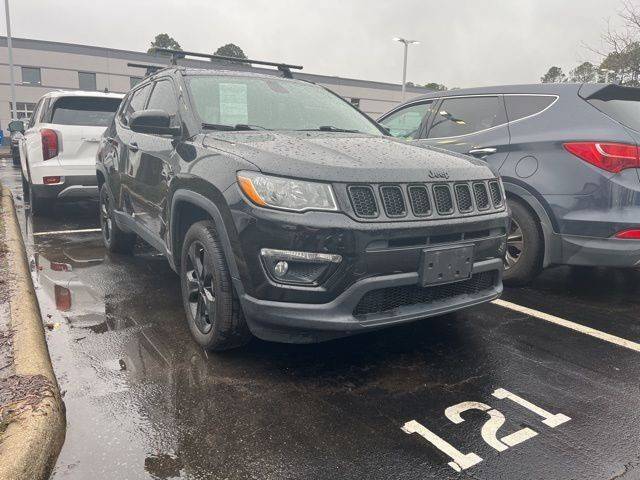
(201, 123, 271, 131)
(298, 125, 363, 133)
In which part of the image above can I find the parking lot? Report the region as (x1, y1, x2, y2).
(0, 160, 638, 479)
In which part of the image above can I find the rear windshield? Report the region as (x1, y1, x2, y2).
(50, 97, 122, 127)
(586, 86, 640, 133)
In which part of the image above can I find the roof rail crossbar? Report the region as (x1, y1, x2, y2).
(127, 62, 166, 77)
(151, 48, 303, 79)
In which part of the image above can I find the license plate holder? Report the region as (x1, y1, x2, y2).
(420, 245, 474, 287)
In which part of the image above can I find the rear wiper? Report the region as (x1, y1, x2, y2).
(201, 123, 271, 131)
(298, 125, 363, 133)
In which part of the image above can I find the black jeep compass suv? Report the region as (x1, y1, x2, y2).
(96, 61, 509, 350)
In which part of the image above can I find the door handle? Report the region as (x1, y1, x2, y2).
(128, 142, 139, 152)
(468, 147, 497, 156)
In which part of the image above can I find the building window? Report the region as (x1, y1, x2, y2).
(9, 102, 37, 119)
(130, 76, 143, 89)
(78, 72, 97, 91)
(350, 98, 361, 109)
(21, 67, 41, 85)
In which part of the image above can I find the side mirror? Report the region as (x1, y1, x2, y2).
(8, 120, 24, 133)
(130, 110, 180, 136)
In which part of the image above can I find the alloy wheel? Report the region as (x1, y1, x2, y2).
(185, 241, 216, 335)
(504, 218, 524, 270)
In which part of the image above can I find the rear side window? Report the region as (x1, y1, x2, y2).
(51, 97, 122, 127)
(587, 87, 640, 133)
(505, 95, 556, 122)
(428, 96, 506, 138)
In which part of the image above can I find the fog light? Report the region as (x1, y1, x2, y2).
(260, 248, 342, 285)
(274, 261, 289, 277)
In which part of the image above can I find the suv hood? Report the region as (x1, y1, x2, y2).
(202, 131, 495, 183)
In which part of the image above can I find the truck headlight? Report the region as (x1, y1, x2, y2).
(237, 171, 338, 212)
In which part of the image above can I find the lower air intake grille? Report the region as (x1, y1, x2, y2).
(455, 184, 473, 212)
(353, 272, 497, 318)
(473, 183, 490, 210)
(489, 181, 503, 207)
(433, 185, 454, 214)
(380, 186, 407, 217)
(349, 186, 378, 218)
(408, 185, 431, 216)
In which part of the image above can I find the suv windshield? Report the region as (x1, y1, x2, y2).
(186, 75, 382, 135)
(51, 96, 122, 127)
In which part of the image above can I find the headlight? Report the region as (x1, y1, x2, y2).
(237, 171, 338, 212)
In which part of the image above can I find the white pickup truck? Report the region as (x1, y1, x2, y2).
(19, 90, 123, 215)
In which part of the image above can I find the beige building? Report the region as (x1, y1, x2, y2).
(0, 36, 431, 135)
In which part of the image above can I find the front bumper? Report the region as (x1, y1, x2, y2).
(225, 187, 509, 342)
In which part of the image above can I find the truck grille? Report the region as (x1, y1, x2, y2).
(348, 186, 378, 218)
(346, 180, 505, 220)
(353, 272, 497, 318)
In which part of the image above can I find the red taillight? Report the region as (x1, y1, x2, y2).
(43, 176, 61, 185)
(41, 128, 59, 160)
(615, 229, 640, 240)
(54, 284, 71, 311)
(563, 142, 640, 173)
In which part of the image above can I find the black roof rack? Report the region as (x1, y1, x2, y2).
(127, 62, 167, 77)
(151, 48, 303, 79)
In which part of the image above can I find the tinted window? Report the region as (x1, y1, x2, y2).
(78, 72, 97, 91)
(380, 101, 433, 139)
(428, 96, 506, 138)
(147, 80, 179, 126)
(51, 97, 122, 127)
(121, 84, 152, 124)
(587, 87, 640, 133)
(186, 75, 382, 135)
(22, 67, 41, 85)
(505, 95, 555, 122)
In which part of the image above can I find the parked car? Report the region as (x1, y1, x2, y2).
(19, 90, 124, 215)
(96, 61, 509, 351)
(8, 121, 23, 167)
(379, 83, 640, 285)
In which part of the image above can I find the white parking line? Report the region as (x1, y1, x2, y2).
(33, 228, 102, 237)
(492, 299, 640, 353)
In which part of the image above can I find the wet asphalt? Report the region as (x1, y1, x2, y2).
(1, 161, 639, 480)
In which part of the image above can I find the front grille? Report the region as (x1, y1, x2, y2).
(408, 185, 431, 216)
(455, 184, 473, 212)
(380, 186, 407, 217)
(349, 186, 378, 218)
(473, 183, 490, 210)
(433, 185, 454, 215)
(353, 272, 497, 318)
(489, 181, 503, 207)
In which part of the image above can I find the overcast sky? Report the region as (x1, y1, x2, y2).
(4, 0, 627, 88)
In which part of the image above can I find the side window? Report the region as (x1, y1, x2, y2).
(120, 83, 152, 126)
(505, 95, 556, 122)
(428, 96, 506, 138)
(380, 101, 433, 139)
(146, 80, 180, 127)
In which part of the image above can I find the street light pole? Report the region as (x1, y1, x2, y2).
(393, 37, 419, 101)
(4, 0, 17, 121)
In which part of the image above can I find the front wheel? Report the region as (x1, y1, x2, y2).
(180, 221, 251, 351)
(503, 199, 543, 286)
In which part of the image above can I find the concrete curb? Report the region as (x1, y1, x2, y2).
(0, 186, 66, 480)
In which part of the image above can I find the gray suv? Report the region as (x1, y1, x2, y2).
(379, 83, 640, 284)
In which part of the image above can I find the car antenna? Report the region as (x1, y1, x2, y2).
(151, 47, 303, 79)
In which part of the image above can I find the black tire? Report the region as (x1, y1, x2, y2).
(29, 186, 53, 216)
(180, 220, 251, 351)
(503, 199, 543, 286)
(12, 155, 20, 167)
(21, 173, 29, 196)
(99, 184, 136, 254)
